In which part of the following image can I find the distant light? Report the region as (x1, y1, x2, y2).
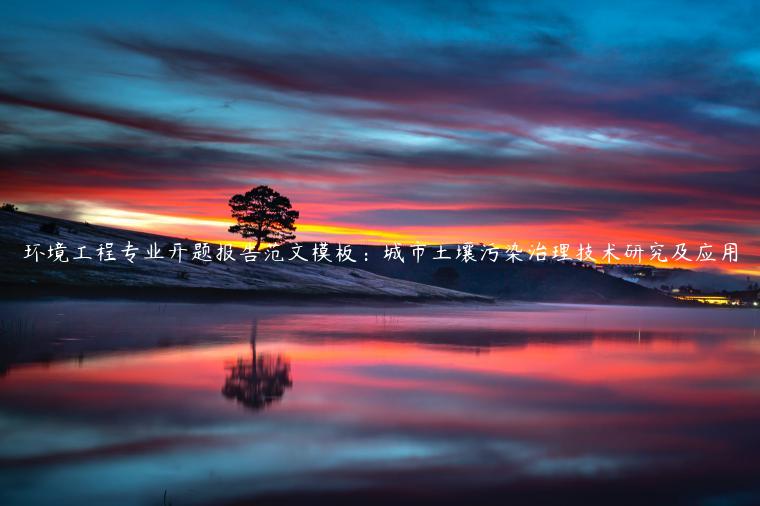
(754, 301, 759, 307)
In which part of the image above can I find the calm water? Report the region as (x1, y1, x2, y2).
(1, 301, 759, 505)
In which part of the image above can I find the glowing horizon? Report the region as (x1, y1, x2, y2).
(7, 201, 750, 275)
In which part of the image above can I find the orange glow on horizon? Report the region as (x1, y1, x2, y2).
(6, 201, 756, 275)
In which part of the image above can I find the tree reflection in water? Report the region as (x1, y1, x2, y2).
(222, 320, 292, 410)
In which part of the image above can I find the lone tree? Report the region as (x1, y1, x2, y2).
(228, 185, 299, 250)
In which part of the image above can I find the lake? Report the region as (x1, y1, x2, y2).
(1, 300, 759, 505)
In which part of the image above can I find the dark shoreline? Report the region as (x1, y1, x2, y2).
(0, 283, 493, 305)
(0, 283, 703, 308)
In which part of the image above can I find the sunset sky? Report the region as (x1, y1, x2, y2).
(1, 1, 758, 274)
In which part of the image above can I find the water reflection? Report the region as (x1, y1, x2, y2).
(0, 301, 758, 505)
(221, 321, 292, 410)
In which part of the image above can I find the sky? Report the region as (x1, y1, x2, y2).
(0, 0, 758, 274)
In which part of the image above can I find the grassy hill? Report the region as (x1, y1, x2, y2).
(0, 210, 487, 302)
(0, 210, 677, 305)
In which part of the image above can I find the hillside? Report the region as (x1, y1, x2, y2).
(0, 211, 679, 305)
(605, 264, 753, 292)
(0, 211, 488, 302)
(276, 243, 678, 305)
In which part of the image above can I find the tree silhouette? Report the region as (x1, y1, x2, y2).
(222, 320, 293, 410)
(227, 186, 299, 251)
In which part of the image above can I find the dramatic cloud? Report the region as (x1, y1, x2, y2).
(0, 0, 758, 273)
(0, 90, 271, 144)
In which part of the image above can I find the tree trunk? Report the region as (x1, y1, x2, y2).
(254, 223, 263, 250)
